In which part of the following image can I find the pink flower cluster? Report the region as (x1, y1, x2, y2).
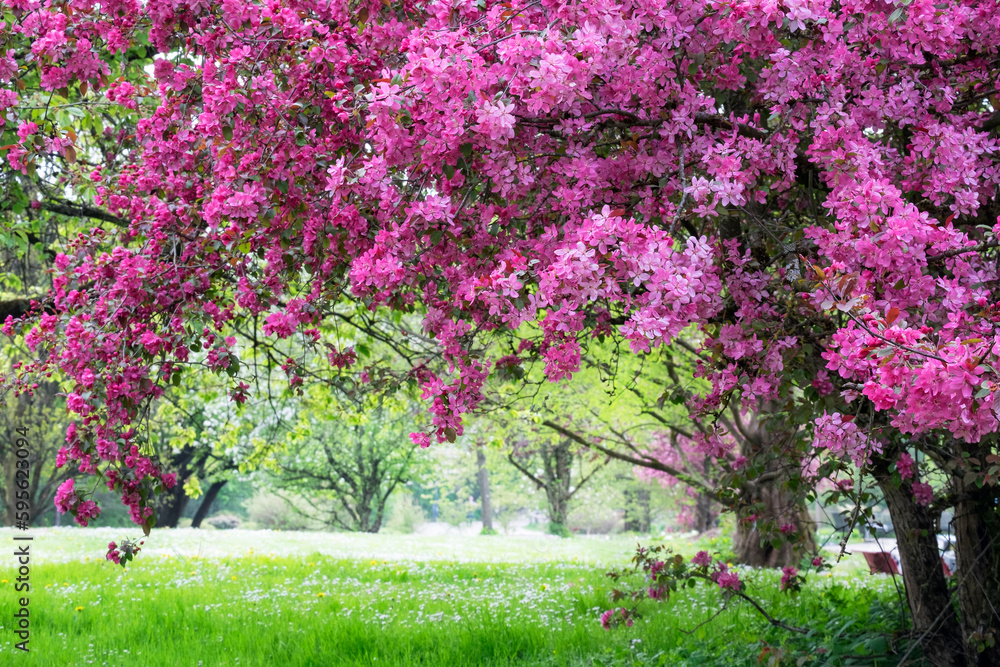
(812, 413, 882, 467)
(54, 479, 101, 527)
(599, 607, 633, 630)
(779, 566, 799, 592)
(897, 452, 915, 480)
(5, 0, 999, 559)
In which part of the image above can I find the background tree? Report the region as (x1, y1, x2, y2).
(475, 443, 495, 534)
(505, 423, 609, 537)
(270, 391, 425, 533)
(0, 376, 68, 526)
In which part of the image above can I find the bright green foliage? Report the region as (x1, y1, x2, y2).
(0, 528, 905, 667)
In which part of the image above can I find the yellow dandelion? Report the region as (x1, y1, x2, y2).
(1, 579, 7, 584)
(75, 606, 83, 612)
(317, 592, 325, 598)
(189, 571, 196, 575)
(231, 575, 237, 581)
(308, 562, 314, 566)
(370, 560, 378, 566)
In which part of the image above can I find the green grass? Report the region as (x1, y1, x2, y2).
(0, 528, 909, 666)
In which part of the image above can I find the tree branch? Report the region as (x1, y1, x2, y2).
(540, 419, 718, 501)
(41, 201, 125, 227)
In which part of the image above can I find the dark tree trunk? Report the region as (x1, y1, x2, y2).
(873, 456, 967, 667)
(355, 503, 372, 532)
(190, 480, 228, 529)
(733, 457, 816, 568)
(732, 407, 816, 568)
(156, 482, 189, 528)
(369, 497, 387, 533)
(952, 443, 1000, 666)
(548, 494, 568, 528)
(477, 448, 493, 532)
(544, 442, 572, 534)
(693, 491, 715, 534)
(624, 484, 651, 532)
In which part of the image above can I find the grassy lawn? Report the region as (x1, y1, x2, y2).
(1, 528, 907, 666)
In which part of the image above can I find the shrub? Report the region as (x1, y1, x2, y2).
(205, 514, 241, 530)
(244, 493, 312, 531)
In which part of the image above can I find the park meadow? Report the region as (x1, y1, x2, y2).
(1, 527, 903, 666)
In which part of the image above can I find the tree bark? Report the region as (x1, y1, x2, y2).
(952, 443, 1000, 666)
(156, 482, 190, 528)
(544, 441, 571, 534)
(190, 480, 228, 529)
(731, 405, 816, 568)
(625, 484, 651, 532)
(873, 456, 967, 667)
(548, 497, 568, 530)
(733, 456, 817, 568)
(693, 491, 715, 533)
(477, 448, 493, 532)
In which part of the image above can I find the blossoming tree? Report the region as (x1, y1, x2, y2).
(3, 0, 1000, 662)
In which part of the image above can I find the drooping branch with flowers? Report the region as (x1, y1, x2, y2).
(2, 0, 1000, 662)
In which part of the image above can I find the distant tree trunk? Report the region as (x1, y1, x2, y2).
(548, 494, 568, 528)
(477, 448, 493, 532)
(624, 484, 651, 532)
(693, 491, 714, 533)
(369, 495, 389, 534)
(544, 441, 572, 534)
(156, 482, 190, 528)
(355, 502, 373, 532)
(190, 480, 228, 529)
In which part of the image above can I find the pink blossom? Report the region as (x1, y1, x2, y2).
(897, 452, 915, 480)
(715, 570, 742, 591)
(779, 566, 798, 591)
(73, 500, 101, 526)
(912, 482, 933, 506)
(54, 478, 77, 514)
